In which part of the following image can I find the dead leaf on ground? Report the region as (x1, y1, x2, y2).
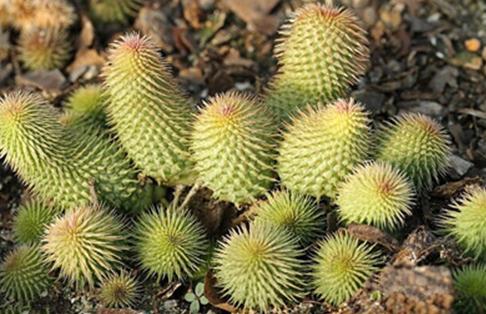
(347, 224, 400, 252)
(204, 271, 238, 313)
(66, 49, 105, 82)
(431, 177, 481, 198)
(134, 3, 174, 52)
(392, 226, 441, 266)
(223, 0, 280, 35)
(77, 14, 95, 50)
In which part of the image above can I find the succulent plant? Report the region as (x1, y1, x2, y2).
(278, 98, 371, 201)
(453, 264, 486, 313)
(42, 205, 127, 288)
(61, 84, 108, 133)
(0, 245, 51, 303)
(376, 113, 451, 191)
(89, 0, 142, 24)
(214, 223, 305, 312)
(103, 33, 194, 186)
(10, 0, 76, 30)
(191, 92, 277, 205)
(441, 187, 486, 260)
(252, 190, 324, 245)
(134, 208, 209, 281)
(13, 200, 59, 244)
(99, 271, 140, 308)
(0, 91, 153, 212)
(312, 232, 380, 306)
(18, 27, 71, 71)
(264, 3, 369, 119)
(336, 162, 414, 231)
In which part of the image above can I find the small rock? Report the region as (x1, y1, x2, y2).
(429, 66, 458, 93)
(465, 38, 481, 52)
(352, 90, 385, 112)
(135, 4, 174, 52)
(362, 7, 377, 27)
(482, 46, 486, 60)
(399, 100, 443, 116)
(0, 62, 12, 85)
(352, 0, 370, 9)
(449, 155, 473, 177)
(16, 70, 67, 95)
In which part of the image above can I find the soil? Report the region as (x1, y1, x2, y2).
(1, 0, 486, 313)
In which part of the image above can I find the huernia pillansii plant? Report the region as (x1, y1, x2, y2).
(42, 205, 127, 288)
(99, 271, 140, 308)
(278, 98, 370, 200)
(452, 264, 486, 312)
(0, 91, 153, 212)
(214, 223, 305, 312)
(13, 200, 58, 244)
(89, 0, 142, 24)
(9, 0, 76, 30)
(376, 113, 451, 191)
(336, 162, 414, 231)
(103, 33, 195, 186)
(134, 208, 209, 281)
(61, 84, 108, 133)
(265, 3, 369, 119)
(441, 187, 486, 260)
(191, 92, 277, 205)
(252, 190, 324, 245)
(312, 232, 380, 306)
(18, 27, 71, 71)
(0, 245, 51, 303)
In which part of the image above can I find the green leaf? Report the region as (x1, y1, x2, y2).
(200, 296, 209, 305)
(190, 300, 200, 313)
(184, 292, 196, 302)
(195, 282, 204, 297)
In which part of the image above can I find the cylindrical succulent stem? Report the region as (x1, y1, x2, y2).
(375, 113, 451, 191)
(0, 244, 52, 303)
(191, 91, 277, 205)
(134, 207, 209, 281)
(214, 223, 306, 311)
(18, 27, 71, 71)
(42, 205, 127, 289)
(278, 98, 371, 201)
(441, 187, 486, 260)
(103, 33, 195, 186)
(0, 91, 153, 212)
(312, 232, 380, 306)
(336, 161, 415, 231)
(89, 0, 142, 25)
(265, 3, 369, 119)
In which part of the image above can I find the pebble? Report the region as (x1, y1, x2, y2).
(362, 7, 378, 27)
(449, 155, 474, 177)
(465, 38, 481, 52)
(352, 0, 370, 9)
(482, 47, 486, 60)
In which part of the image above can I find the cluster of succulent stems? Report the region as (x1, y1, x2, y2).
(0, 1, 484, 312)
